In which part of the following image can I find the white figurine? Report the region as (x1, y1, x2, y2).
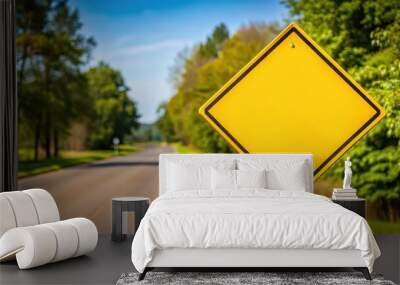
(343, 157, 352, 190)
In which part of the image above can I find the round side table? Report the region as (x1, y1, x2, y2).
(111, 197, 150, 242)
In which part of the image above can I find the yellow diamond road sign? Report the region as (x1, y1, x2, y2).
(199, 23, 385, 178)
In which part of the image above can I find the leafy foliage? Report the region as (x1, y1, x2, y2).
(158, 23, 280, 152)
(17, 0, 95, 159)
(284, 0, 400, 221)
(17, 0, 140, 158)
(85, 63, 140, 149)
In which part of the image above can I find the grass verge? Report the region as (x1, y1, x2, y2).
(172, 142, 204, 154)
(368, 219, 400, 235)
(19, 144, 138, 178)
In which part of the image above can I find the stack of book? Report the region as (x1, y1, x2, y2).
(332, 188, 358, 200)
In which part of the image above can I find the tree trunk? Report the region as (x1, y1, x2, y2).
(388, 204, 394, 223)
(380, 199, 389, 221)
(44, 113, 51, 159)
(43, 54, 51, 159)
(53, 130, 59, 158)
(396, 200, 400, 222)
(388, 200, 400, 223)
(17, 44, 28, 83)
(34, 119, 41, 161)
(17, 13, 31, 83)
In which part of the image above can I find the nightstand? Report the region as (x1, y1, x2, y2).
(112, 197, 150, 242)
(332, 198, 366, 218)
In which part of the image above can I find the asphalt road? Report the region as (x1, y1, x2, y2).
(18, 145, 174, 233)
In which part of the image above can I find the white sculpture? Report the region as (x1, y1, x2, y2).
(343, 157, 352, 190)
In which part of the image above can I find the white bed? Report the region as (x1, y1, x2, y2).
(131, 154, 380, 280)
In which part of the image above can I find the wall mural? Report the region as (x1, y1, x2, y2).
(199, 23, 385, 178)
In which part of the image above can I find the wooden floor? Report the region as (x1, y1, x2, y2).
(0, 235, 399, 285)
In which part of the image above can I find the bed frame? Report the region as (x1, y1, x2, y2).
(139, 154, 371, 280)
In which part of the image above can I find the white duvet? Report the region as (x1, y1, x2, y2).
(131, 190, 380, 273)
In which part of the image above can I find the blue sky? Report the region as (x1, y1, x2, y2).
(70, 0, 288, 123)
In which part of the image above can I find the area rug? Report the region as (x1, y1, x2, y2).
(116, 272, 395, 285)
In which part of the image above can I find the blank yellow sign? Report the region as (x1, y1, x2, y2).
(199, 23, 384, 178)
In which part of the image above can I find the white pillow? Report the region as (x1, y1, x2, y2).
(267, 166, 307, 191)
(167, 159, 235, 192)
(237, 159, 309, 191)
(167, 162, 209, 191)
(237, 169, 267, 189)
(211, 168, 236, 190)
(211, 169, 267, 190)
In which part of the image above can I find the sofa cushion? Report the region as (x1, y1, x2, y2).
(0, 218, 97, 269)
(0, 192, 39, 227)
(24, 189, 60, 224)
(0, 196, 17, 237)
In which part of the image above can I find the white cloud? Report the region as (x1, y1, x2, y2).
(113, 34, 138, 47)
(95, 39, 190, 61)
(88, 40, 186, 123)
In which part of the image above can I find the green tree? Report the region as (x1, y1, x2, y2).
(199, 23, 230, 58)
(17, 0, 51, 160)
(85, 62, 140, 149)
(17, 0, 95, 159)
(156, 103, 177, 142)
(159, 23, 280, 152)
(284, 0, 400, 221)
